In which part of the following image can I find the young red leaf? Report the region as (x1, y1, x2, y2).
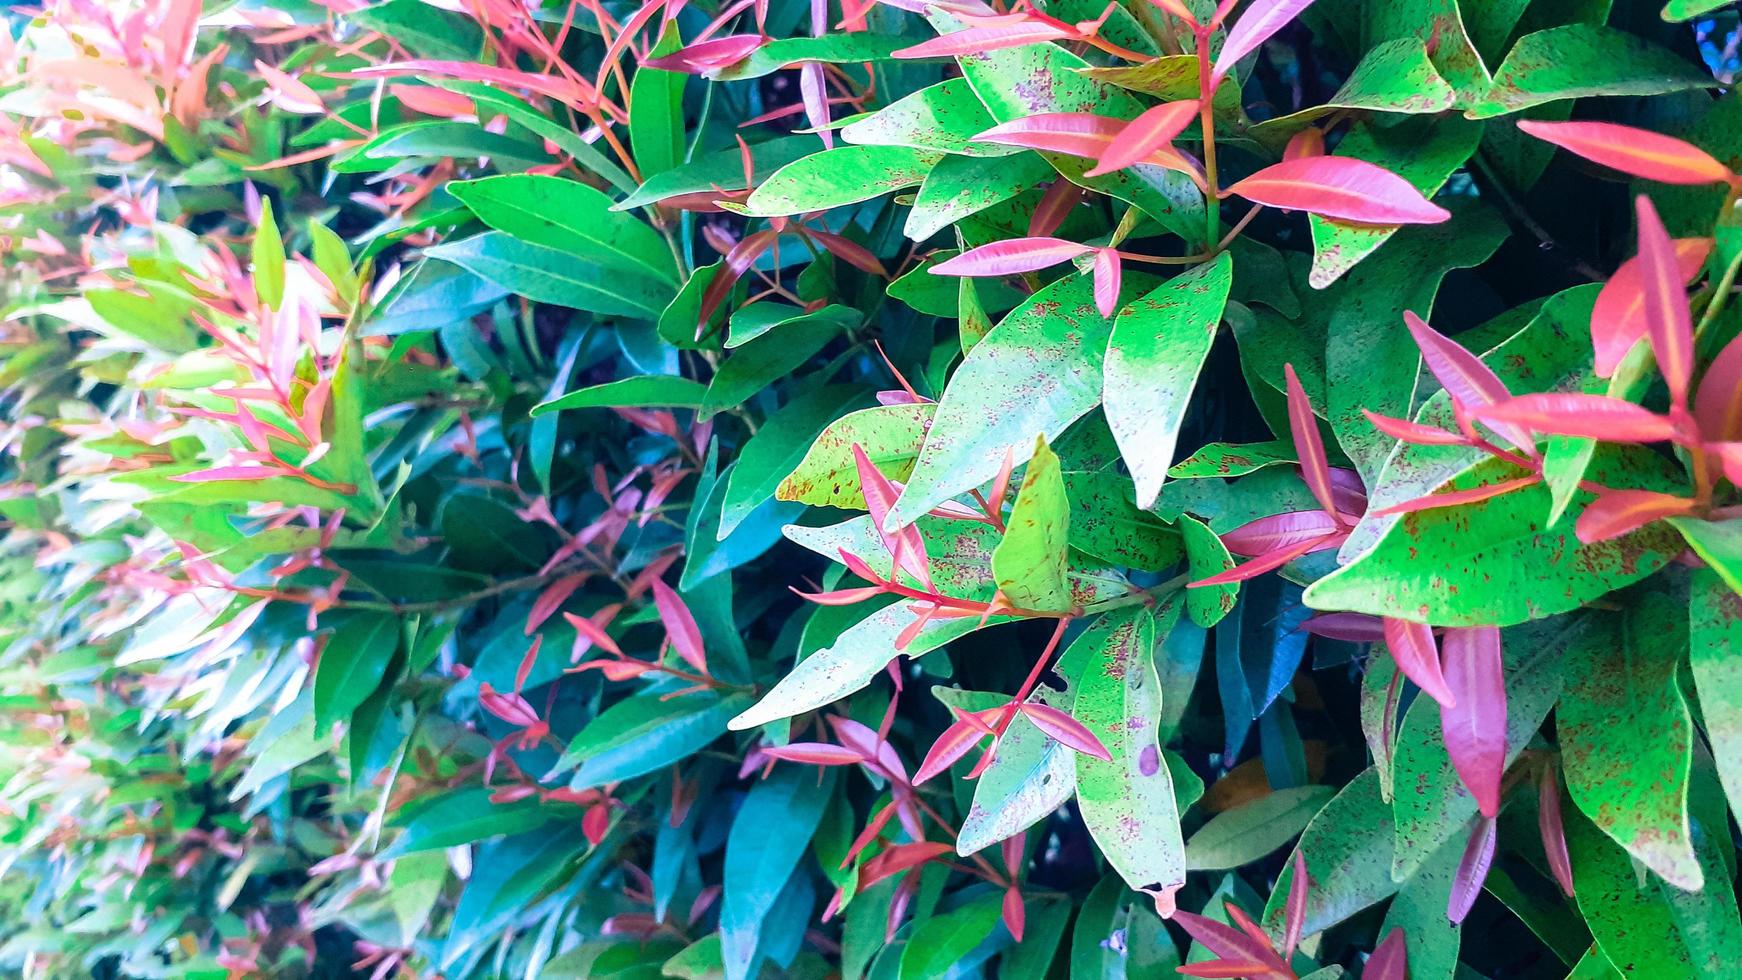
(1365, 928, 1409, 980)
(859, 841, 954, 888)
(564, 608, 623, 658)
(1085, 99, 1200, 177)
(1402, 311, 1533, 453)
(1189, 531, 1343, 587)
(1284, 363, 1340, 522)
(1282, 852, 1307, 958)
(1574, 489, 1696, 544)
(1219, 509, 1342, 557)
(977, 114, 1193, 174)
(1224, 156, 1451, 225)
(929, 237, 1092, 277)
(1176, 960, 1275, 978)
(852, 443, 932, 590)
(1538, 765, 1576, 898)
(1211, 0, 1317, 84)
(913, 716, 989, 784)
(1002, 886, 1025, 942)
(792, 585, 887, 605)
(1472, 394, 1679, 443)
(1300, 612, 1386, 643)
(1448, 814, 1497, 925)
(1282, 127, 1325, 160)
(1363, 409, 1469, 446)
(1590, 237, 1709, 377)
(762, 742, 866, 766)
(1516, 119, 1734, 186)
(894, 21, 1074, 58)
(651, 578, 707, 673)
(1697, 332, 1742, 441)
(1028, 178, 1088, 237)
(642, 34, 765, 73)
(1092, 248, 1122, 318)
(1168, 910, 1290, 975)
(1634, 195, 1697, 409)
(527, 572, 589, 634)
(1382, 617, 1456, 708)
(1439, 626, 1506, 818)
(806, 229, 888, 276)
(1018, 702, 1112, 760)
(1370, 474, 1540, 517)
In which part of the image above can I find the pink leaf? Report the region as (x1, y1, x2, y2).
(1634, 195, 1697, 409)
(929, 237, 1091, 277)
(650, 578, 707, 673)
(1539, 765, 1576, 898)
(1225, 156, 1451, 225)
(762, 742, 866, 766)
(1363, 409, 1469, 446)
(642, 34, 765, 73)
(1402, 310, 1533, 454)
(976, 113, 1123, 161)
(1383, 617, 1456, 708)
(800, 61, 832, 148)
(1220, 509, 1342, 557)
(1284, 363, 1340, 522)
(1018, 703, 1112, 760)
(852, 443, 932, 590)
(1002, 886, 1025, 942)
(1300, 612, 1386, 643)
(1211, 0, 1318, 84)
(792, 585, 887, 605)
(353, 61, 597, 109)
(1168, 910, 1290, 974)
(1516, 119, 1734, 186)
(1591, 237, 1710, 377)
(1448, 815, 1497, 924)
(1028, 178, 1088, 237)
(1371, 475, 1540, 517)
(169, 464, 297, 482)
(913, 716, 989, 784)
(1189, 531, 1343, 588)
(1365, 928, 1409, 980)
(1697, 331, 1742, 441)
(1574, 489, 1696, 544)
(1282, 852, 1307, 958)
(894, 21, 1073, 58)
(1473, 394, 1679, 443)
(1092, 248, 1122, 318)
(1085, 99, 1201, 177)
(564, 608, 623, 658)
(527, 572, 589, 634)
(1440, 626, 1506, 818)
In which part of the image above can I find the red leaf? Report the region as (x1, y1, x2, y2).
(1402, 311, 1532, 453)
(1282, 852, 1307, 958)
(642, 34, 764, 73)
(1028, 178, 1087, 237)
(1282, 127, 1325, 160)
(1440, 626, 1506, 818)
(761, 742, 866, 766)
(1211, 0, 1317, 84)
(1092, 248, 1122, 318)
(852, 443, 932, 590)
(1697, 332, 1742, 440)
(1516, 119, 1734, 186)
(1473, 394, 1679, 443)
(1365, 928, 1409, 980)
(930, 237, 1091, 277)
(1284, 363, 1340, 522)
(527, 572, 589, 634)
(1448, 814, 1497, 924)
(913, 715, 989, 784)
(1176, 961, 1275, 978)
(792, 585, 886, 605)
(859, 841, 953, 888)
(1371, 475, 1539, 517)
(564, 607, 623, 658)
(894, 21, 1074, 58)
(1085, 99, 1201, 177)
(1018, 702, 1112, 760)
(1539, 765, 1576, 898)
(976, 113, 1123, 162)
(651, 578, 707, 674)
(1574, 489, 1696, 544)
(1220, 509, 1342, 557)
(1635, 195, 1697, 409)
(807, 229, 887, 276)
(1002, 886, 1026, 942)
(699, 230, 776, 328)
(1591, 236, 1709, 377)
(1168, 910, 1289, 974)
(1224, 156, 1451, 225)
(1383, 617, 1456, 708)
(1363, 409, 1468, 446)
(1189, 531, 1343, 587)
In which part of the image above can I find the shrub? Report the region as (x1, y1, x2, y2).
(4, 0, 1742, 976)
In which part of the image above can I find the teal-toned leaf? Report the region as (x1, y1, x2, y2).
(559, 691, 752, 790)
(1261, 769, 1398, 937)
(532, 374, 708, 415)
(615, 134, 817, 211)
(700, 311, 845, 419)
(721, 766, 836, 980)
(432, 80, 636, 194)
(721, 385, 870, 538)
(1183, 785, 1335, 870)
(388, 787, 552, 854)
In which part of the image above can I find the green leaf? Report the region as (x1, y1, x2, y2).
(447, 175, 677, 284)
(712, 34, 913, 81)
(531, 374, 708, 415)
(424, 232, 672, 319)
(1560, 595, 1702, 890)
(1304, 453, 1683, 627)
(558, 690, 752, 790)
(431, 80, 637, 195)
(1690, 566, 1742, 819)
(699, 311, 845, 419)
(906, 153, 1057, 244)
(313, 611, 399, 731)
(1467, 24, 1713, 118)
(1377, 833, 1464, 980)
(1261, 768, 1398, 936)
(1183, 785, 1335, 871)
(1178, 515, 1237, 629)
(721, 766, 836, 980)
(890, 271, 1127, 526)
(630, 25, 687, 180)
(348, 0, 482, 58)
(388, 787, 553, 854)
(615, 134, 817, 211)
(1251, 39, 1457, 150)
(743, 144, 942, 217)
(776, 402, 936, 510)
(252, 197, 285, 310)
(727, 303, 858, 348)
(1663, 0, 1732, 20)
(992, 437, 1072, 612)
(1568, 807, 1699, 979)
(1104, 253, 1233, 508)
(999, 895, 1070, 980)
(1168, 440, 1295, 480)
(1670, 517, 1742, 594)
(1060, 470, 1183, 572)
(840, 78, 1014, 156)
(898, 894, 1002, 980)
(720, 385, 870, 538)
(1366, 0, 1494, 106)
(957, 687, 1077, 855)
(1075, 604, 1186, 902)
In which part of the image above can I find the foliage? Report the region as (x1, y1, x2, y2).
(3, 0, 1742, 977)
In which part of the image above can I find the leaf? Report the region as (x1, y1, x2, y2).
(889, 271, 1128, 526)
(721, 766, 836, 980)
(1467, 24, 1714, 118)
(388, 787, 553, 855)
(699, 310, 846, 419)
(1560, 595, 1703, 890)
(905, 153, 1057, 242)
(775, 402, 935, 510)
(1103, 253, 1233, 508)
(1516, 119, 1733, 185)
(447, 174, 678, 283)
(1224, 156, 1451, 225)
(839, 78, 1013, 157)
(1249, 39, 1458, 151)
(1377, 834, 1463, 980)
(1183, 785, 1336, 870)
(1438, 626, 1506, 818)
(531, 375, 708, 415)
(1087, 99, 1201, 177)
(722, 386, 871, 537)
(992, 437, 1072, 611)
(931, 237, 1092, 276)
(1212, 0, 1316, 83)
(1634, 195, 1698, 407)
(1061, 470, 1184, 571)
(899, 894, 1002, 980)
(424, 232, 672, 319)
(1179, 514, 1239, 628)
(314, 611, 399, 731)
(430, 80, 637, 194)
(957, 686, 1077, 855)
(1670, 516, 1742, 594)
(743, 144, 942, 216)
(710, 34, 911, 81)
(1261, 769, 1399, 937)
(557, 691, 751, 789)
(1567, 807, 1699, 979)
(1074, 604, 1186, 903)
(349, 0, 483, 58)
(1690, 566, 1742, 819)
(629, 24, 686, 179)
(252, 198, 285, 310)
(1304, 452, 1683, 626)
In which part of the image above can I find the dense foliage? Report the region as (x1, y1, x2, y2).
(7, 0, 1742, 976)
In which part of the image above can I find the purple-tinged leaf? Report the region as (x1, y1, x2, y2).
(1383, 617, 1455, 708)
(929, 237, 1091, 277)
(1211, 0, 1318, 84)
(1366, 927, 1409, 980)
(1538, 764, 1575, 897)
(1284, 363, 1340, 522)
(1448, 815, 1497, 924)
(1439, 626, 1506, 818)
